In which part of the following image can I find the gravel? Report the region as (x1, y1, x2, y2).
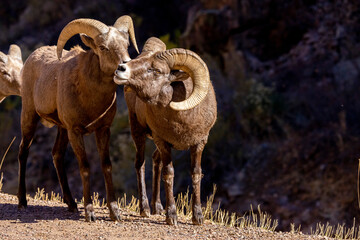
(0, 192, 332, 239)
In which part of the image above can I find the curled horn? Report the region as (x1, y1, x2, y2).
(142, 37, 166, 53)
(156, 48, 210, 111)
(57, 19, 109, 59)
(113, 15, 139, 54)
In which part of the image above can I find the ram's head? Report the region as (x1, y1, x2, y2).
(0, 44, 23, 101)
(57, 16, 139, 74)
(114, 37, 210, 111)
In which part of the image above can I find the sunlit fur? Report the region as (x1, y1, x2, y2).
(124, 54, 217, 149)
(21, 29, 130, 129)
(115, 37, 217, 225)
(18, 17, 137, 222)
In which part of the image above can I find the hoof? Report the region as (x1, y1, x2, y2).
(151, 202, 164, 215)
(64, 197, 78, 212)
(85, 204, 96, 222)
(140, 209, 151, 218)
(18, 198, 27, 210)
(67, 202, 78, 213)
(166, 214, 178, 226)
(85, 212, 96, 222)
(192, 205, 204, 225)
(166, 205, 178, 226)
(140, 200, 150, 218)
(109, 202, 121, 221)
(192, 212, 204, 225)
(17, 204, 27, 210)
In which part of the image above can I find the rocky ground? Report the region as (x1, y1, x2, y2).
(0, 192, 332, 240)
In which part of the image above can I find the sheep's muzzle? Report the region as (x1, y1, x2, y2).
(114, 64, 130, 85)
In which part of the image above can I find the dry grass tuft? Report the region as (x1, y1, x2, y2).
(117, 193, 140, 212)
(34, 188, 63, 202)
(312, 219, 360, 239)
(0, 173, 3, 192)
(91, 192, 106, 208)
(290, 223, 302, 234)
(174, 185, 278, 230)
(0, 137, 16, 192)
(358, 159, 360, 209)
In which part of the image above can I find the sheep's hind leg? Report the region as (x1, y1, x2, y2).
(151, 148, 164, 215)
(68, 130, 95, 222)
(17, 110, 39, 209)
(52, 127, 77, 212)
(95, 127, 120, 221)
(157, 140, 177, 226)
(190, 143, 205, 225)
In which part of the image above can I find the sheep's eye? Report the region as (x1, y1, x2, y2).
(147, 68, 153, 73)
(1, 70, 10, 76)
(99, 45, 108, 51)
(153, 69, 161, 75)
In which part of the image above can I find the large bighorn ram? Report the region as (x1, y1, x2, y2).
(114, 37, 217, 225)
(18, 16, 138, 222)
(0, 44, 23, 103)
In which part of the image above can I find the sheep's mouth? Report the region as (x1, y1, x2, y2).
(114, 71, 129, 85)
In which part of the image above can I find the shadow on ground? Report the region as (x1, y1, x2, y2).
(0, 203, 80, 223)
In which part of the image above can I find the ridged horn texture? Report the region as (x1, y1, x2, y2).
(156, 48, 210, 111)
(113, 15, 139, 54)
(142, 37, 166, 53)
(8, 44, 22, 61)
(57, 19, 109, 59)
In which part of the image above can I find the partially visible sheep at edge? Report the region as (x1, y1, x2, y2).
(18, 16, 138, 222)
(114, 37, 217, 226)
(0, 44, 23, 103)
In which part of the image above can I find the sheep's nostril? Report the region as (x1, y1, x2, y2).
(117, 64, 127, 72)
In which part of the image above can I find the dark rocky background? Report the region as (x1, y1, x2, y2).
(1, 0, 360, 233)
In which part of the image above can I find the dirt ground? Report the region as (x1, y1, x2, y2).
(0, 192, 331, 240)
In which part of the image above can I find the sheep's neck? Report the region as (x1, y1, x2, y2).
(85, 92, 116, 130)
(76, 51, 117, 121)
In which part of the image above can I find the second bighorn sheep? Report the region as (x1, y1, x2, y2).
(114, 37, 217, 225)
(0, 44, 23, 103)
(18, 16, 138, 222)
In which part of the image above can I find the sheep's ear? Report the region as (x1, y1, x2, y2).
(80, 34, 96, 50)
(8, 45, 22, 62)
(0, 52, 8, 64)
(169, 71, 189, 82)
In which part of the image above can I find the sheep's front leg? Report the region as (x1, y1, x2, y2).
(68, 130, 95, 222)
(52, 127, 77, 212)
(156, 140, 177, 225)
(133, 133, 150, 217)
(190, 143, 205, 225)
(151, 148, 164, 215)
(95, 127, 120, 221)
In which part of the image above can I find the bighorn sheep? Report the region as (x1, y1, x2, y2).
(18, 16, 138, 222)
(0, 44, 23, 103)
(114, 37, 217, 225)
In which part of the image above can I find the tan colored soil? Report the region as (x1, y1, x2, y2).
(0, 192, 330, 240)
